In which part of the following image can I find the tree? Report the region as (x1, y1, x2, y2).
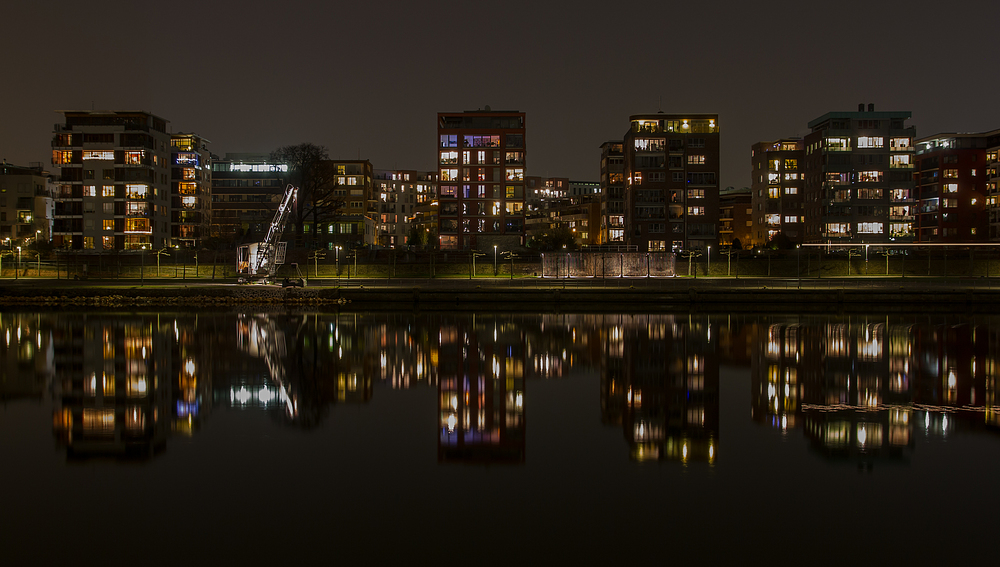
(731, 237, 743, 251)
(270, 143, 345, 249)
(528, 226, 578, 251)
(768, 232, 795, 250)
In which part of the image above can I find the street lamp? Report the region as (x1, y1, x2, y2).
(707, 245, 711, 276)
(335, 245, 341, 277)
(16, 246, 21, 280)
(493, 245, 498, 277)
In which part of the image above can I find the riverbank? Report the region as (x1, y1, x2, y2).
(0, 276, 996, 313)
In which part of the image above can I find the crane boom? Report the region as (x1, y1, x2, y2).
(251, 184, 297, 278)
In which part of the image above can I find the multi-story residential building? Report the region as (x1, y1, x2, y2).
(169, 133, 211, 248)
(209, 153, 288, 241)
(750, 139, 805, 247)
(0, 162, 53, 246)
(373, 169, 436, 248)
(622, 113, 721, 253)
(599, 141, 625, 244)
(324, 160, 374, 249)
(802, 104, 917, 244)
(914, 130, 1000, 242)
(51, 111, 172, 250)
(719, 187, 752, 248)
(989, 145, 1000, 240)
(437, 109, 526, 250)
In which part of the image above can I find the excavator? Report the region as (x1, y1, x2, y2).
(236, 184, 304, 286)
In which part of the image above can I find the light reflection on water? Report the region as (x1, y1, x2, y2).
(1, 310, 998, 562)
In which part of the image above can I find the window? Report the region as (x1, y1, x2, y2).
(858, 188, 883, 199)
(784, 216, 799, 223)
(83, 186, 96, 197)
(890, 154, 911, 168)
(687, 189, 704, 199)
(687, 206, 705, 216)
(102, 236, 114, 250)
(890, 138, 911, 150)
(440, 135, 458, 148)
(125, 184, 147, 199)
(891, 188, 910, 201)
(943, 198, 958, 208)
(826, 137, 852, 151)
(826, 223, 850, 236)
(102, 185, 114, 197)
(83, 150, 114, 161)
(102, 219, 114, 231)
(858, 222, 883, 234)
(768, 173, 780, 184)
(768, 187, 780, 198)
(857, 137, 884, 149)
(944, 183, 958, 193)
(943, 169, 959, 178)
(687, 155, 706, 165)
(634, 138, 666, 152)
(785, 187, 798, 195)
(766, 214, 780, 226)
(125, 151, 144, 165)
(784, 173, 799, 180)
(103, 169, 114, 180)
(440, 169, 459, 181)
(784, 159, 798, 170)
(858, 171, 883, 183)
(463, 135, 500, 148)
(506, 168, 524, 181)
(84, 237, 94, 249)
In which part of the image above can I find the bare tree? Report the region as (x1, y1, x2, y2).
(270, 143, 345, 249)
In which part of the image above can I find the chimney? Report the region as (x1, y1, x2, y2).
(858, 103, 865, 111)
(868, 103, 875, 112)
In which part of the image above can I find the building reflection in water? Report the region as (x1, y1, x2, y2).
(437, 314, 526, 464)
(51, 314, 173, 460)
(600, 314, 720, 463)
(751, 316, 998, 466)
(4, 309, 998, 466)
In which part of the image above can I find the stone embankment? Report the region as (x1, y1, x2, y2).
(2, 280, 996, 313)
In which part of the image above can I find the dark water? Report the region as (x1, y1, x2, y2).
(1, 310, 998, 563)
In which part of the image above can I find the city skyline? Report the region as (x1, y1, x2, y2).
(2, 1, 999, 189)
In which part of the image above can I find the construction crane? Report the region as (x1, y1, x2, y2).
(237, 184, 298, 284)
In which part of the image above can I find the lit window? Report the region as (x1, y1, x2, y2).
(688, 206, 705, 216)
(766, 214, 780, 226)
(83, 150, 114, 160)
(858, 171, 883, 182)
(785, 187, 798, 195)
(825, 137, 851, 151)
(944, 183, 958, 193)
(890, 138, 911, 150)
(102, 185, 114, 197)
(857, 137, 884, 149)
(440, 169, 459, 181)
(102, 220, 114, 231)
(858, 222, 884, 234)
(83, 186, 96, 197)
(687, 155, 706, 165)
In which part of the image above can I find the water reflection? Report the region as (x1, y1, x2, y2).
(1, 311, 997, 466)
(751, 316, 997, 466)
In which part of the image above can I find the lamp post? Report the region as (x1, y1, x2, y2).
(494, 245, 498, 277)
(707, 245, 711, 276)
(865, 244, 869, 275)
(335, 245, 341, 278)
(16, 246, 21, 280)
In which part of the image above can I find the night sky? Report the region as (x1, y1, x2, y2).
(2, 0, 999, 188)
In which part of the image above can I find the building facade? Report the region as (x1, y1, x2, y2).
(600, 141, 625, 245)
(169, 133, 211, 248)
(623, 113, 720, 252)
(719, 187, 752, 248)
(373, 169, 435, 248)
(322, 160, 374, 249)
(913, 130, 1000, 242)
(0, 163, 53, 246)
(437, 109, 526, 250)
(750, 139, 805, 247)
(802, 105, 917, 244)
(51, 111, 172, 250)
(210, 153, 288, 241)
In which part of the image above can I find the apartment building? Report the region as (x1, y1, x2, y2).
(51, 111, 172, 250)
(750, 139, 805, 247)
(600, 141, 625, 244)
(802, 104, 917, 244)
(437, 108, 526, 250)
(373, 169, 436, 248)
(169, 133, 211, 248)
(623, 113, 720, 252)
(913, 130, 1000, 242)
(719, 187, 752, 248)
(989, 146, 1000, 240)
(324, 160, 374, 249)
(0, 162, 53, 245)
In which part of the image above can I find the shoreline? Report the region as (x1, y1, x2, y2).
(0, 277, 996, 313)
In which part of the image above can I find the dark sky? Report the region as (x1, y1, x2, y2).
(3, 0, 999, 188)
